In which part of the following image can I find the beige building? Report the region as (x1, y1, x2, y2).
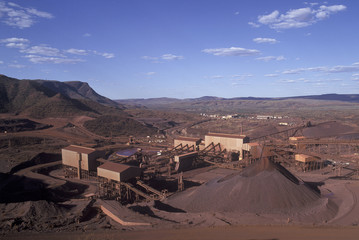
(97, 162, 142, 182)
(289, 136, 306, 141)
(62, 145, 99, 172)
(174, 137, 202, 149)
(205, 133, 249, 152)
(295, 154, 319, 163)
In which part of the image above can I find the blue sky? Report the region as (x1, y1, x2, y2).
(1, 0, 358, 99)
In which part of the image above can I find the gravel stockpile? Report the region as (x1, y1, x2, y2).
(167, 158, 337, 216)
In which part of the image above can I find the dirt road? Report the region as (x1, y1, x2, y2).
(331, 181, 359, 225)
(2, 225, 359, 240)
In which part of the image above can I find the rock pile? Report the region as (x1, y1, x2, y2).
(167, 158, 336, 216)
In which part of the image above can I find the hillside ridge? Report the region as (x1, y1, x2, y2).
(0, 74, 124, 118)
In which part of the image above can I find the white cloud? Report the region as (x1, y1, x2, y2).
(283, 68, 308, 74)
(161, 54, 183, 60)
(316, 5, 347, 20)
(141, 53, 184, 62)
(83, 33, 91, 37)
(304, 2, 319, 6)
(26, 8, 53, 19)
(283, 62, 359, 75)
(5, 42, 27, 49)
(92, 51, 115, 59)
(101, 53, 115, 59)
(21, 47, 114, 60)
(232, 82, 249, 87)
(141, 56, 158, 61)
(253, 37, 279, 44)
(255, 4, 346, 30)
(231, 74, 253, 83)
(21, 45, 62, 57)
(235, 11, 240, 15)
(248, 21, 260, 28)
(0, 60, 3, 64)
(209, 75, 224, 79)
(0, 37, 29, 49)
(0, 37, 29, 43)
(325, 63, 359, 73)
(8, 64, 26, 68)
(202, 47, 260, 56)
(24, 55, 84, 64)
(66, 48, 88, 55)
(352, 73, 359, 80)
(1, 37, 114, 64)
(258, 10, 280, 24)
(265, 73, 279, 77)
(146, 72, 156, 76)
(279, 79, 296, 83)
(256, 55, 285, 62)
(232, 74, 253, 78)
(0, 1, 53, 29)
(279, 78, 311, 83)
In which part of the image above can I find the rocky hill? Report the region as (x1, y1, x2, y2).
(32, 79, 120, 108)
(0, 74, 124, 118)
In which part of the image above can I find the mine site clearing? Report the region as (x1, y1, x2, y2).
(1, 116, 359, 237)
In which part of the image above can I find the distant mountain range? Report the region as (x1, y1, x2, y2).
(117, 94, 359, 105)
(116, 94, 359, 113)
(2, 73, 359, 118)
(0, 74, 124, 118)
(282, 94, 359, 102)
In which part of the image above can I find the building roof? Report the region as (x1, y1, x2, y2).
(116, 148, 138, 157)
(206, 132, 247, 139)
(98, 161, 138, 173)
(174, 136, 202, 142)
(289, 136, 306, 140)
(63, 145, 96, 154)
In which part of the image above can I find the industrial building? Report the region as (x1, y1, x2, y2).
(97, 162, 142, 182)
(243, 142, 260, 159)
(289, 136, 306, 141)
(289, 136, 307, 150)
(295, 154, 322, 171)
(97, 162, 166, 202)
(205, 133, 249, 153)
(62, 145, 102, 179)
(295, 154, 318, 163)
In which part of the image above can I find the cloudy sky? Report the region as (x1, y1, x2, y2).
(1, 0, 358, 99)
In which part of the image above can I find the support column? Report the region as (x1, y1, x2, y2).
(178, 172, 184, 192)
(77, 153, 82, 179)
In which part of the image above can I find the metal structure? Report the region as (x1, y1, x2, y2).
(173, 137, 202, 150)
(61, 122, 359, 206)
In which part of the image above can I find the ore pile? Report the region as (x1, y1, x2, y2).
(0, 200, 70, 232)
(167, 158, 335, 215)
